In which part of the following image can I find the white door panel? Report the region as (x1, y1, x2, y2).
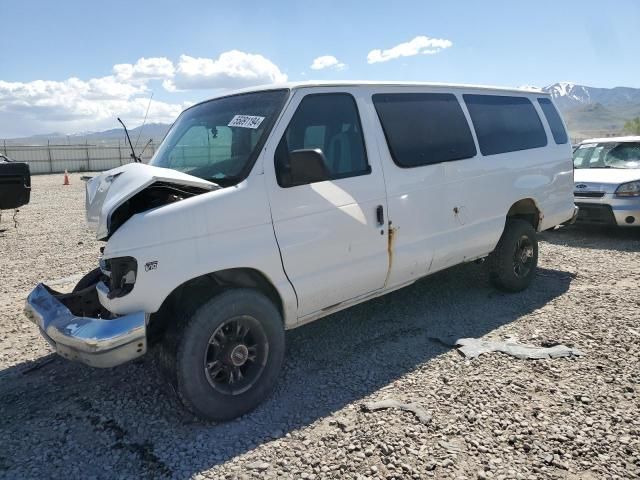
(264, 88, 389, 318)
(273, 192, 387, 314)
(381, 167, 446, 283)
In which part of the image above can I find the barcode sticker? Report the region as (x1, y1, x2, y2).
(228, 115, 265, 129)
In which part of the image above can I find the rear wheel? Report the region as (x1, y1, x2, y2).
(169, 289, 285, 421)
(488, 219, 538, 292)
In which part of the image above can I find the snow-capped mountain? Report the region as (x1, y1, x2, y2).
(543, 82, 640, 110)
(543, 82, 592, 107)
(537, 82, 640, 139)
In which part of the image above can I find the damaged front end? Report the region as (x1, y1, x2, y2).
(24, 163, 217, 367)
(86, 162, 216, 240)
(24, 274, 147, 368)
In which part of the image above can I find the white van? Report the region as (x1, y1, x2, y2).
(26, 82, 576, 420)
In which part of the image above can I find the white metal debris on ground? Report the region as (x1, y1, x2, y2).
(440, 336, 584, 360)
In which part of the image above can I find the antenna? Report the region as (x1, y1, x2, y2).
(134, 92, 154, 150)
(138, 138, 153, 158)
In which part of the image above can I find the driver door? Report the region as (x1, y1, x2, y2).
(264, 88, 390, 318)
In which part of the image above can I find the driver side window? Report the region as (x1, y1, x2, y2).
(275, 93, 370, 187)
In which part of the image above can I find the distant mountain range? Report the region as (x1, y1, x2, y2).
(7, 83, 640, 145)
(542, 82, 640, 140)
(5, 123, 171, 146)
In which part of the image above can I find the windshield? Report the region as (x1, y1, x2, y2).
(573, 142, 640, 169)
(150, 89, 288, 186)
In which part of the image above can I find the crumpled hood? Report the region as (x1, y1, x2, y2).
(86, 163, 216, 239)
(573, 168, 640, 192)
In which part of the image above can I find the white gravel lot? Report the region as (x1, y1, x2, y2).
(0, 173, 639, 479)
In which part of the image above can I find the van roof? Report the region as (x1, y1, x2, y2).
(579, 136, 640, 144)
(279, 80, 548, 94)
(190, 81, 551, 107)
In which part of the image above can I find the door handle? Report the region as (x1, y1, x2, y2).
(376, 205, 384, 226)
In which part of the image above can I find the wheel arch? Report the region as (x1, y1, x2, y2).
(147, 267, 285, 344)
(506, 198, 543, 231)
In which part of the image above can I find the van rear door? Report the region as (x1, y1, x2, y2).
(370, 89, 478, 281)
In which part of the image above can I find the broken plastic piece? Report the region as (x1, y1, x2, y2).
(246, 461, 270, 471)
(439, 439, 466, 454)
(362, 399, 432, 425)
(436, 336, 584, 360)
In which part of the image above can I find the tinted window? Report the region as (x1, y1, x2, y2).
(464, 95, 547, 155)
(373, 93, 476, 167)
(538, 98, 568, 144)
(275, 93, 369, 187)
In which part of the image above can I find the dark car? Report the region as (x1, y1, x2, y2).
(0, 154, 31, 210)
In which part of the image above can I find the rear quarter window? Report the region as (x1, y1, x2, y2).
(372, 93, 477, 168)
(538, 97, 568, 145)
(463, 94, 547, 156)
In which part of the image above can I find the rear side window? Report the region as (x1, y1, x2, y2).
(537, 97, 568, 145)
(463, 95, 547, 155)
(275, 93, 370, 187)
(373, 93, 476, 167)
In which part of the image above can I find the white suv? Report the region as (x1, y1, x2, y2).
(26, 82, 576, 420)
(573, 136, 640, 226)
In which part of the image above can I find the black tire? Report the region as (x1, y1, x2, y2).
(488, 219, 538, 292)
(171, 289, 285, 421)
(72, 267, 102, 292)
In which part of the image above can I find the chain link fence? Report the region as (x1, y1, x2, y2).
(0, 141, 156, 174)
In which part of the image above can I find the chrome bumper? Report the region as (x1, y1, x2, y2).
(24, 283, 147, 368)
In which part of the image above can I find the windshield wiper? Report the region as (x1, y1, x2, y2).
(118, 117, 141, 163)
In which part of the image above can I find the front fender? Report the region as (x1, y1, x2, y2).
(99, 176, 297, 326)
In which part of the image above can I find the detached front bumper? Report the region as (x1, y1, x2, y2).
(24, 283, 147, 368)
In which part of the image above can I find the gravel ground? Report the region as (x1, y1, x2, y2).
(0, 173, 638, 479)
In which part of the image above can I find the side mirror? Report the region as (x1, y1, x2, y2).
(289, 149, 330, 186)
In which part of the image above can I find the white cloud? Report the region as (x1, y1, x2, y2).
(0, 50, 287, 136)
(367, 35, 453, 64)
(164, 51, 287, 91)
(113, 57, 175, 82)
(0, 76, 182, 136)
(310, 55, 346, 71)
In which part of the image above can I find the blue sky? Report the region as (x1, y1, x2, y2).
(1, 0, 639, 136)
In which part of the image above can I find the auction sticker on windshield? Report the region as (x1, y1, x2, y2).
(228, 115, 265, 129)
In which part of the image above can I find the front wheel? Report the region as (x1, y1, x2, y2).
(488, 219, 538, 292)
(172, 289, 285, 421)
